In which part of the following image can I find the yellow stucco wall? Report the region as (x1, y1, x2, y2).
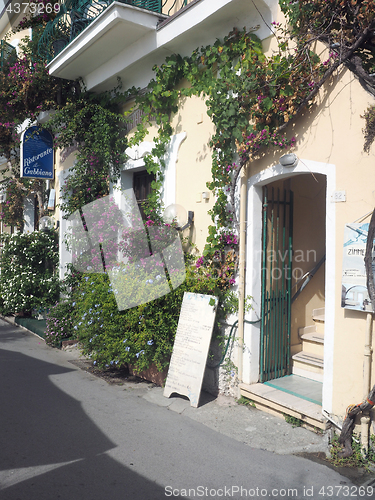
(295, 69, 375, 416)
(124, 93, 215, 254)
(244, 60, 375, 416)
(171, 94, 215, 253)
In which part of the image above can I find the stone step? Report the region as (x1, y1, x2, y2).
(298, 325, 316, 336)
(301, 331, 324, 356)
(292, 351, 324, 383)
(301, 340, 324, 357)
(299, 323, 324, 336)
(239, 382, 327, 430)
(300, 331, 324, 344)
(312, 307, 325, 323)
(292, 351, 324, 368)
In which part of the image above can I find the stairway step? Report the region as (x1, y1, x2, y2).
(292, 351, 324, 368)
(312, 307, 325, 322)
(299, 322, 324, 336)
(301, 338, 324, 357)
(298, 325, 316, 336)
(301, 332, 324, 344)
(239, 382, 327, 430)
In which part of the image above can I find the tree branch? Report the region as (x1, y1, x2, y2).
(365, 208, 375, 312)
(279, 23, 375, 133)
(338, 384, 375, 458)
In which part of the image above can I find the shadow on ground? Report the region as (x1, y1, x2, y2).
(0, 347, 173, 500)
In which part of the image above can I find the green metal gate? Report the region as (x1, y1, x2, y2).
(260, 186, 293, 382)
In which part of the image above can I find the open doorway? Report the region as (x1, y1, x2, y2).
(260, 173, 326, 402)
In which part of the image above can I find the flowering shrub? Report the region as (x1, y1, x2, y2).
(0, 23, 76, 227)
(45, 300, 75, 347)
(0, 230, 60, 315)
(69, 194, 124, 272)
(0, 178, 24, 229)
(72, 262, 222, 372)
(51, 95, 128, 217)
(17, 0, 59, 30)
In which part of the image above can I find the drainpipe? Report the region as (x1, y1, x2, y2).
(361, 312, 373, 455)
(237, 165, 247, 393)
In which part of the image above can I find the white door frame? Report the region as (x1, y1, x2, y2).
(242, 159, 336, 413)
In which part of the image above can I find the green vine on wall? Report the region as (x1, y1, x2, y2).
(126, 26, 320, 264)
(49, 83, 129, 216)
(362, 105, 375, 153)
(1, 1, 375, 267)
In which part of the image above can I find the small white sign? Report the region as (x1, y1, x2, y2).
(48, 188, 55, 210)
(332, 190, 346, 202)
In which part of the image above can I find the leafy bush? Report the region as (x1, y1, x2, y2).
(0, 230, 60, 315)
(72, 263, 222, 372)
(45, 300, 75, 347)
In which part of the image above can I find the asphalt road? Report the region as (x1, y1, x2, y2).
(0, 320, 373, 500)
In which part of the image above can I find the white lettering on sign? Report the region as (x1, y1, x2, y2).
(23, 148, 53, 167)
(23, 166, 53, 178)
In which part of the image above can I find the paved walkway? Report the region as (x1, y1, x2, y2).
(56, 327, 331, 457)
(2, 318, 375, 500)
(6, 316, 375, 485)
(1, 316, 332, 456)
(143, 387, 330, 456)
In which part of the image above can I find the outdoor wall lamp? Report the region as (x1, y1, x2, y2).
(39, 215, 55, 231)
(180, 211, 194, 231)
(279, 153, 299, 168)
(164, 204, 194, 231)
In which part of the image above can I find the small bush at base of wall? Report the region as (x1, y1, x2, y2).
(72, 265, 222, 372)
(45, 300, 76, 347)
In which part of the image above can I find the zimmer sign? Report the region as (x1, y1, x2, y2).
(21, 126, 54, 180)
(342, 222, 373, 312)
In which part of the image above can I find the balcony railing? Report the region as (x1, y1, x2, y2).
(38, 0, 188, 63)
(0, 40, 17, 71)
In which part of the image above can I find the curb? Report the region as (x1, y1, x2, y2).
(0, 315, 45, 342)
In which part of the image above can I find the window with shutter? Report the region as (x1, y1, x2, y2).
(133, 170, 155, 220)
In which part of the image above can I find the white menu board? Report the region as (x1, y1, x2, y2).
(164, 292, 218, 407)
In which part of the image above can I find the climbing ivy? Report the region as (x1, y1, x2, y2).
(48, 84, 129, 216)
(128, 26, 321, 263)
(1, 0, 375, 265)
(129, 0, 375, 262)
(0, 19, 76, 228)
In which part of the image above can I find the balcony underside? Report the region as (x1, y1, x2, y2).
(47, 2, 165, 83)
(47, 0, 276, 92)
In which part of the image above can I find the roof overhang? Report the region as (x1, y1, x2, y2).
(0, 0, 19, 36)
(48, 0, 277, 92)
(47, 2, 166, 83)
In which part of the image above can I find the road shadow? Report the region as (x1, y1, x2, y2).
(0, 346, 172, 500)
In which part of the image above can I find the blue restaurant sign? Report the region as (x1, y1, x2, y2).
(21, 126, 54, 179)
